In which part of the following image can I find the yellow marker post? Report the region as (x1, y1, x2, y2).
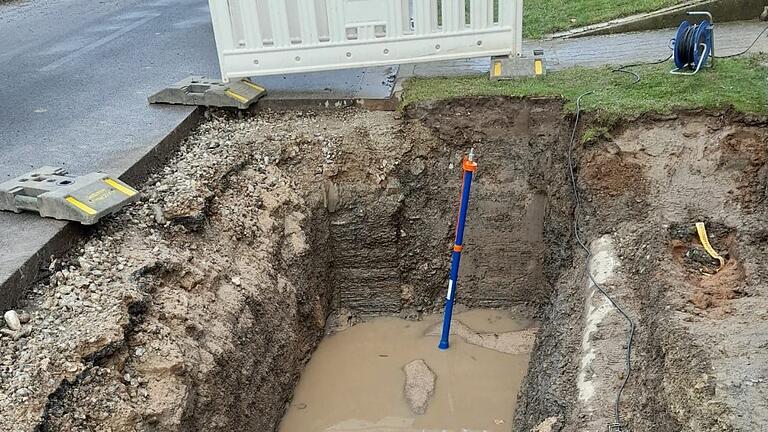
(492, 61, 502, 78)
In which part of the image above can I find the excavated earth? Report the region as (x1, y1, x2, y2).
(0, 98, 767, 432)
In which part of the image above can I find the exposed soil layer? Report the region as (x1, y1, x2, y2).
(0, 99, 766, 432)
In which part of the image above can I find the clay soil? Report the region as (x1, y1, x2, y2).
(0, 98, 766, 432)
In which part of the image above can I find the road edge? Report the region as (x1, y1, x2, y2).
(0, 108, 204, 309)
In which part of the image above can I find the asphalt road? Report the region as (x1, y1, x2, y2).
(0, 0, 219, 306)
(0, 0, 219, 179)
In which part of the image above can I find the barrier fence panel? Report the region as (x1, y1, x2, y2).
(209, 0, 523, 81)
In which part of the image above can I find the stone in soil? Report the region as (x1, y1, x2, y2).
(4, 310, 21, 331)
(403, 359, 436, 415)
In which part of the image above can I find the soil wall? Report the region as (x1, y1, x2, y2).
(3, 101, 766, 432)
(7, 100, 571, 432)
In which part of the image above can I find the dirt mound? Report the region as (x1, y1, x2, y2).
(583, 152, 648, 198)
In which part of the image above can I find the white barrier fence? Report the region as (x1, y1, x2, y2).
(209, 0, 523, 81)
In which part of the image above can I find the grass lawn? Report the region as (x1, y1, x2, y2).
(523, 0, 687, 38)
(401, 55, 768, 121)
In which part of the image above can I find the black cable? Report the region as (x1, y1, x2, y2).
(715, 24, 768, 58)
(614, 22, 767, 85)
(611, 22, 768, 83)
(567, 92, 636, 430)
(611, 68, 641, 85)
(612, 54, 673, 84)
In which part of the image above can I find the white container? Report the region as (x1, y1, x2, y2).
(209, 0, 523, 81)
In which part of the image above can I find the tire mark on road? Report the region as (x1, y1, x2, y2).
(40, 13, 160, 72)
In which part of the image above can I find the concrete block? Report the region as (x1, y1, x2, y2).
(490, 51, 547, 80)
(148, 75, 266, 109)
(0, 167, 140, 225)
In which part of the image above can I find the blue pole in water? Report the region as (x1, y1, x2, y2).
(439, 149, 477, 350)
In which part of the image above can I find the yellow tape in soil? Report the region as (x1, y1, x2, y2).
(695, 222, 725, 272)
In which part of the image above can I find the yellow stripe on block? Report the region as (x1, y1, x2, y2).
(695, 222, 725, 271)
(225, 89, 249, 103)
(241, 79, 265, 92)
(103, 178, 137, 197)
(534, 59, 544, 76)
(66, 196, 97, 215)
(492, 61, 502, 77)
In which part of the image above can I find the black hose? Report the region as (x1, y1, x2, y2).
(715, 24, 768, 58)
(674, 22, 708, 68)
(681, 24, 698, 66)
(612, 54, 673, 84)
(615, 22, 767, 83)
(567, 92, 636, 430)
(612, 22, 768, 83)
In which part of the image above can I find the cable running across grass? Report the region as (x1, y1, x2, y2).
(611, 23, 768, 83)
(715, 25, 768, 58)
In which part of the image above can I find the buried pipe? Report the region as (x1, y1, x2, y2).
(438, 149, 478, 350)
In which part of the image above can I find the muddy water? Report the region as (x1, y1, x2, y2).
(453, 309, 533, 334)
(279, 310, 532, 432)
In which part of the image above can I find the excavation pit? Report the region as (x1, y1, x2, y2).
(3, 98, 768, 432)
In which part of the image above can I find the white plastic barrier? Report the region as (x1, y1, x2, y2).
(209, 0, 523, 81)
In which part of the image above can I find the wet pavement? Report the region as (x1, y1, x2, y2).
(400, 20, 768, 77)
(0, 0, 216, 307)
(0, 0, 394, 306)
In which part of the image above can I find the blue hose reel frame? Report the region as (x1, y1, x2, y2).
(672, 18, 714, 74)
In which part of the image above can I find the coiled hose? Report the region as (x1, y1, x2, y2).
(673, 20, 712, 70)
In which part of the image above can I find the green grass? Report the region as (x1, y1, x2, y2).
(581, 126, 611, 144)
(401, 56, 768, 121)
(523, 0, 686, 38)
(440, 0, 683, 39)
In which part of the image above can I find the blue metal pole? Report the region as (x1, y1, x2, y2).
(439, 150, 477, 350)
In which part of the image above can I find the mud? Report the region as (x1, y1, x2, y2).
(279, 311, 532, 432)
(0, 99, 767, 432)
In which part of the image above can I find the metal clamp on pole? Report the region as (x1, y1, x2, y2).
(439, 149, 478, 350)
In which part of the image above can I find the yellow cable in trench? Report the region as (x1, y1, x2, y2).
(695, 222, 725, 272)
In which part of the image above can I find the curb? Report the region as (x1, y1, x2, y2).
(0, 90, 401, 309)
(0, 109, 204, 310)
(551, 0, 765, 39)
(258, 96, 400, 112)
